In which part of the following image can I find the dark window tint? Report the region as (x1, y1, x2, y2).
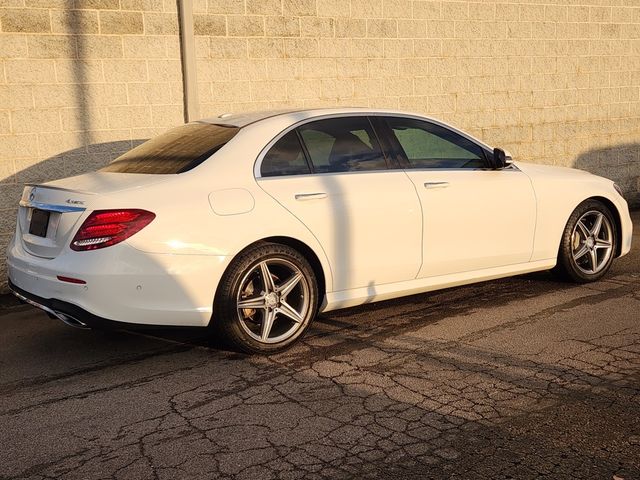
(261, 130, 311, 177)
(299, 117, 387, 173)
(101, 123, 239, 174)
(386, 117, 486, 169)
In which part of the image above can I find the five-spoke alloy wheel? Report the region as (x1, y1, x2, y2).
(555, 200, 617, 283)
(214, 242, 318, 353)
(236, 258, 311, 344)
(570, 210, 614, 275)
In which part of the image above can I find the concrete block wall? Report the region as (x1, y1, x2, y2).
(1, 0, 639, 290)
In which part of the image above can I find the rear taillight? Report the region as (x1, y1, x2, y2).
(70, 209, 155, 251)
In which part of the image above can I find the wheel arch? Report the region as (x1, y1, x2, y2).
(261, 236, 327, 299)
(212, 236, 329, 321)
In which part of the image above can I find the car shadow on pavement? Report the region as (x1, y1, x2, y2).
(129, 270, 575, 353)
(0, 270, 567, 389)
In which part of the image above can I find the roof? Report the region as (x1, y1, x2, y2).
(198, 107, 406, 128)
(198, 107, 494, 153)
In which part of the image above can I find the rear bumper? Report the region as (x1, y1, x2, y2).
(10, 281, 210, 330)
(7, 238, 229, 327)
(10, 280, 149, 330)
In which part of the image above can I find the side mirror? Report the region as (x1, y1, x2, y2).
(492, 148, 513, 169)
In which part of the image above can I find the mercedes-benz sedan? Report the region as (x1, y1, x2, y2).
(7, 108, 633, 353)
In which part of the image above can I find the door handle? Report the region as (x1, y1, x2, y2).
(424, 181, 449, 189)
(295, 192, 328, 201)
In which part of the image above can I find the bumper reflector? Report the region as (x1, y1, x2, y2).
(56, 275, 87, 285)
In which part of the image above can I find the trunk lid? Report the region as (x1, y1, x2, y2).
(17, 172, 168, 259)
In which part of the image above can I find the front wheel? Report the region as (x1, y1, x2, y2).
(554, 200, 617, 283)
(213, 243, 318, 354)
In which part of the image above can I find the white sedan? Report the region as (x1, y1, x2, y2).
(7, 108, 633, 353)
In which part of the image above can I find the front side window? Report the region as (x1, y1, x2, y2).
(298, 117, 387, 173)
(386, 117, 486, 169)
(101, 123, 239, 174)
(261, 130, 311, 177)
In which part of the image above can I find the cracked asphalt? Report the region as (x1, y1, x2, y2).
(1, 212, 639, 480)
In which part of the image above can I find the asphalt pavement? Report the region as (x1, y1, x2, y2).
(1, 212, 639, 480)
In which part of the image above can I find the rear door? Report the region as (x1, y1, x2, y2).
(380, 116, 536, 278)
(256, 116, 422, 292)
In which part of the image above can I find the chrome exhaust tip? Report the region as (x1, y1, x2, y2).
(10, 287, 90, 329)
(54, 312, 90, 329)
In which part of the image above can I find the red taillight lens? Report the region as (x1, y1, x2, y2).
(70, 209, 155, 251)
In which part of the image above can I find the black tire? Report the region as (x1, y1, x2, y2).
(212, 242, 318, 354)
(554, 199, 617, 283)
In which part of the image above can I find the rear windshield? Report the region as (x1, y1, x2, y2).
(101, 123, 239, 174)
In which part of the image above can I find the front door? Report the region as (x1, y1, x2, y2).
(382, 116, 536, 278)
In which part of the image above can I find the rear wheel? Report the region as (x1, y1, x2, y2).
(554, 200, 617, 283)
(213, 243, 318, 354)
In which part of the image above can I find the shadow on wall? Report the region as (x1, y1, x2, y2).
(574, 143, 640, 208)
(15, 140, 146, 186)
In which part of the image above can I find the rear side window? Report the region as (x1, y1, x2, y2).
(101, 123, 239, 174)
(386, 117, 486, 169)
(261, 130, 311, 177)
(299, 117, 387, 173)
